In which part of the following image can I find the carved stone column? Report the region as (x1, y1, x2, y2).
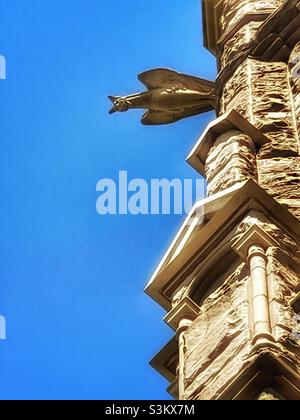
(164, 298, 200, 400)
(248, 244, 273, 345)
(289, 42, 300, 142)
(177, 319, 193, 400)
(232, 225, 279, 346)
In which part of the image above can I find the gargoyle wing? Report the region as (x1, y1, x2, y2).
(142, 104, 214, 126)
(138, 68, 215, 94)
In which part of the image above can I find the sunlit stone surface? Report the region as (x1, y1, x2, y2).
(147, 0, 300, 400)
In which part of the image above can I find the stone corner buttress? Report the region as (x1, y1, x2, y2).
(146, 0, 300, 400)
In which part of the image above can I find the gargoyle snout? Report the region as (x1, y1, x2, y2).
(108, 95, 120, 114)
(109, 106, 117, 115)
(108, 96, 131, 114)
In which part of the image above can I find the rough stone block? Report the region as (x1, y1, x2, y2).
(221, 59, 299, 158)
(184, 262, 250, 400)
(206, 130, 257, 195)
(221, 0, 284, 34)
(258, 157, 300, 220)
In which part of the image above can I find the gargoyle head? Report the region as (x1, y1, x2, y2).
(108, 96, 130, 114)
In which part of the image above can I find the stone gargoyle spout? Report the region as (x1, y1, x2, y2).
(108, 68, 216, 125)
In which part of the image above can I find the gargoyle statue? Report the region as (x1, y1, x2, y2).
(108, 68, 216, 125)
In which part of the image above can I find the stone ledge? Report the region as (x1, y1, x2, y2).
(232, 224, 279, 260)
(164, 297, 201, 331)
(145, 179, 300, 311)
(202, 0, 223, 55)
(186, 109, 267, 176)
(216, 352, 300, 400)
(149, 337, 178, 384)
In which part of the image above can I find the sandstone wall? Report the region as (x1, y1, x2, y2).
(181, 211, 300, 399)
(184, 262, 250, 400)
(220, 0, 284, 35)
(289, 42, 300, 145)
(206, 130, 257, 196)
(258, 158, 300, 220)
(220, 59, 299, 158)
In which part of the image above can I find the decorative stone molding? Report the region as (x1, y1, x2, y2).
(164, 297, 201, 400)
(146, 179, 300, 312)
(232, 224, 279, 260)
(150, 338, 178, 384)
(202, 0, 223, 55)
(216, 352, 300, 400)
(164, 297, 201, 331)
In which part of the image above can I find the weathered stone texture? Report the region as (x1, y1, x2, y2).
(184, 0, 300, 400)
(181, 210, 300, 400)
(289, 42, 300, 142)
(258, 158, 300, 220)
(258, 390, 282, 400)
(184, 263, 251, 400)
(206, 130, 257, 196)
(220, 21, 262, 68)
(220, 0, 284, 35)
(233, 210, 300, 260)
(149, 0, 300, 400)
(221, 59, 299, 158)
(268, 248, 300, 349)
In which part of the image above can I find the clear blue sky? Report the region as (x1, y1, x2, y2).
(0, 0, 216, 400)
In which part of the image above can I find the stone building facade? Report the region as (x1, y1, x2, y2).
(147, 0, 300, 400)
